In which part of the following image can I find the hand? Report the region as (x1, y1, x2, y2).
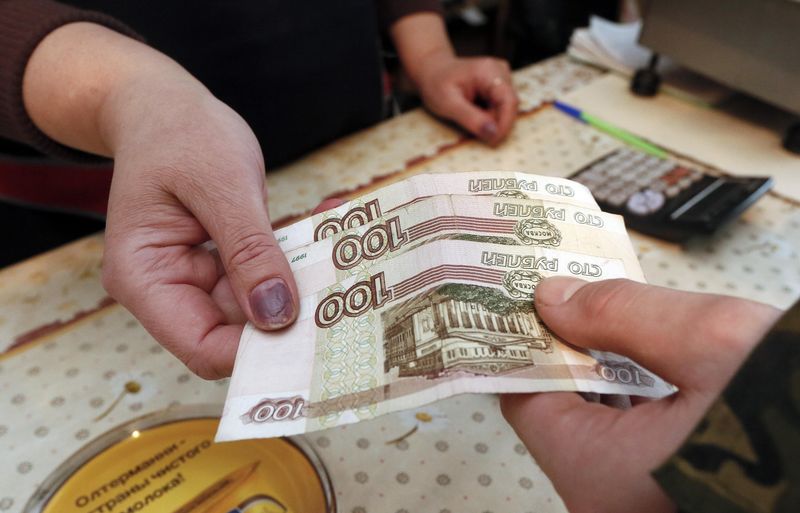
(390, 13, 518, 145)
(99, 79, 299, 379)
(23, 23, 301, 379)
(500, 277, 780, 513)
(414, 54, 518, 145)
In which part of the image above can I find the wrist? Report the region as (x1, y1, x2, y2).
(97, 68, 210, 156)
(405, 45, 456, 86)
(390, 12, 455, 87)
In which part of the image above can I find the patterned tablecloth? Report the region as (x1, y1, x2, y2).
(1, 56, 798, 513)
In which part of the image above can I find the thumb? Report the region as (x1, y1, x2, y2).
(182, 181, 299, 331)
(534, 277, 775, 391)
(440, 91, 499, 143)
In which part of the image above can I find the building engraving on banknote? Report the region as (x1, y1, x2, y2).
(382, 283, 551, 379)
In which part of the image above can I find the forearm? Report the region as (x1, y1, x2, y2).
(22, 22, 206, 157)
(389, 12, 454, 84)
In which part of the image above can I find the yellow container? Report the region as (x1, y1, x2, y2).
(23, 405, 335, 513)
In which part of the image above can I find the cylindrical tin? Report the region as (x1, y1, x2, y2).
(23, 405, 335, 513)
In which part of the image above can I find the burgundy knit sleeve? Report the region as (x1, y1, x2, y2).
(375, 0, 444, 30)
(0, 0, 141, 161)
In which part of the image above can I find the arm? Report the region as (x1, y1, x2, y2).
(389, 12, 519, 144)
(4, 7, 299, 378)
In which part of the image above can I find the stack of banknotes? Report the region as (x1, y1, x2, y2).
(216, 172, 675, 441)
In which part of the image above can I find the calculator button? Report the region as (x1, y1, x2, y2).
(666, 186, 681, 198)
(621, 184, 641, 198)
(650, 179, 668, 192)
(641, 156, 662, 167)
(626, 189, 665, 216)
(635, 174, 654, 187)
(594, 188, 611, 202)
(654, 161, 675, 175)
(608, 192, 628, 207)
(678, 177, 693, 189)
(672, 167, 690, 178)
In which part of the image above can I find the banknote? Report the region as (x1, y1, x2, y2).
(217, 239, 674, 441)
(284, 194, 644, 292)
(274, 171, 599, 252)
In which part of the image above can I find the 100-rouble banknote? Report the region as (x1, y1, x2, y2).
(217, 239, 673, 441)
(274, 171, 599, 252)
(283, 194, 644, 292)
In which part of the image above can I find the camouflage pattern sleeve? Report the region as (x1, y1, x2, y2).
(653, 300, 800, 513)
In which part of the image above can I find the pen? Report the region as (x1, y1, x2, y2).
(553, 100, 669, 159)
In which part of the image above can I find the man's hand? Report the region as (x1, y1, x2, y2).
(391, 13, 518, 145)
(23, 23, 299, 378)
(501, 277, 780, 513)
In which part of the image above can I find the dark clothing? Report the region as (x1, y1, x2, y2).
(64, 0, 385, 167)
(655, 300, 800, 513)
(0, 0, 141, 162)
(0, 0, 441, 167)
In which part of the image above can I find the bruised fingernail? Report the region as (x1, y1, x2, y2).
(479, 121, 498, 141)
(536, 277, 588, 306)
(250, 278, 295, 328)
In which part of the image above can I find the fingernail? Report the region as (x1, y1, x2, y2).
(249, 278, 295, 328)
(536, 277, 588, 306)
(480, 121, 498, 141)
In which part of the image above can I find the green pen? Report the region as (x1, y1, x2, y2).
(553, 100, 669, 159)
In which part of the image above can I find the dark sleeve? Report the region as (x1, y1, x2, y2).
(375, 0, 444, 30)
(653, 300, 800, 513)
(0, 0, 141, 162)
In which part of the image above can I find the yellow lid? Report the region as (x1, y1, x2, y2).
(27, 411, 333, 513)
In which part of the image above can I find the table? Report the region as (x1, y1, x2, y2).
(1, 55, 798, 513)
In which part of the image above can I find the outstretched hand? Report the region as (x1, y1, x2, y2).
(101, 81, 299, 379)
(23, 22, 302, 379)
(501, 277, 779, 513)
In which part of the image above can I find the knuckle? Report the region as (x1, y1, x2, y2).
(225, 231, 278, 270)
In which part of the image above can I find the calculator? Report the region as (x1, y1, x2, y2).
(570, 147, 773, 242)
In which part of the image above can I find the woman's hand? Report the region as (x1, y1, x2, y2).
(413, 53, 518, 145)
(501, 277, 780, 513)
(390, 13, 518, 145)
(24, 23, 299, 378)
(100, 80, 298, 379)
